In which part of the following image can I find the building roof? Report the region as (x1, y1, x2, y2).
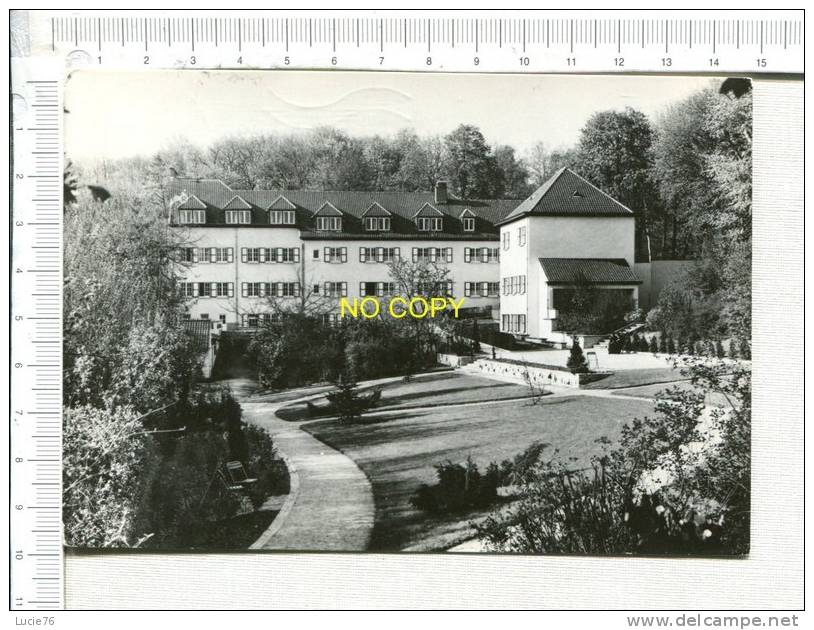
(539, 258, 642, 285)
(223, 195, 252, 210)
(182, 319, 211, 352)
(177, 194, 207, 210)
(166, 177, 520, 239)
(497, 168, 635, 225)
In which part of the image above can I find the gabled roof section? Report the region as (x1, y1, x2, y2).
(313, 201, 343, 217)
(223, 195, 252, 210)
(412, 202, 443, 218)
(362, 201, 391, 217)
(459, 208, 477, 218)
(266, 194, 297, 211)
(539, 258, 641, 285)
(178, 194, 207, 210)
(497, 168, 634, 225)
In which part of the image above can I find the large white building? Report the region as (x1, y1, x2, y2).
(168, 168, 641, 344)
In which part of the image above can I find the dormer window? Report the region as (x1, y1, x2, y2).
(269, 210, 295, 225)
(365, 216, 391, 232)
(416, 217, 443, 232)
(462, 217, 475, 232)
(316, 216, 342, 232)
(179, 210, 206, 224)
(225, 210, 251, 224)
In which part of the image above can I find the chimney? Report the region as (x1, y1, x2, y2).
(434, 181, 448, 204)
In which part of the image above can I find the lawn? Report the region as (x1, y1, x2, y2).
(612, 381, 732, 408)
(304, 394, 654, 551)
(276, 372, 532, 421)
(582, 367, 688, 390)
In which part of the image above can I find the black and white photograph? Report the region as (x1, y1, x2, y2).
(61, 70, 752, 556)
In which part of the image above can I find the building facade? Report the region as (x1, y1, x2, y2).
(167, 178, 515, 329)
(168, 168, 642, 344)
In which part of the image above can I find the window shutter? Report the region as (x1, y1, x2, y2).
(293, 247, 300, 262)
(295, 283, 301, 297)
(394, 247, 400, 259)
(241, 248, 248, 263)
(464, 248, 471, 263)
(208, 282, 216, 297)
(445, 247, 453, 262)
(429, 248, 437, 262)
(341, 248, 347, 263)
(412, 248, 418, 262)
(341, 282, 347, 297)
(376, 247, 384, 263)
(226, 248, 233, 263)
(192, 283, 199, 297)
(227, 283, 234, 297)
(377, 282, 384, 297)
(324, 247, 330, 261)
(464, 282, 471, 297)
(241, 283, 248, 298)
(359, 282, 366, 297)
(209, 247, 216, 263)
(359, 247, 367, 263)
(192, 248, 199, 263)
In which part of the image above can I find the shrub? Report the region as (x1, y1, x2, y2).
(566, 338, 590, 373)
(667, 337, 677, 354)
(658, 332, 668, 353)
(325, 374, 370, 423)
(638, 335, 650, 352)
(410, 457, 499, 513)
(649, 335, 659, 354)
(607, 335, 623, 354)
(739, 338, 751, 360)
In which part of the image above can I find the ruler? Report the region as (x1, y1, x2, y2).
(7, 8, 804, 612)
(24, 10, 805, 73)
(10, 59, 65, 610)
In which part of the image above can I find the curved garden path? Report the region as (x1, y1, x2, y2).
(229, 378, 375, 551)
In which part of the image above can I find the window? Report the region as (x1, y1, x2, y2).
(200, 313, 209, 320)
(501, 275, 527, 295)
(464, 247, 499, 263)
(313, 249, 320, 259)
(269, 210, 295, 225)
(243, 314, 260, 328)
(358, 281, 395, 297)
(323, 246, 347, 263)
(364, 217, 391, 232)
(242, 248, 264, 263)
(180, 247, 197, 263)
(518, 226, 527, 246)
(502, 314, 527, 334)
(268, 247, 300, 263)
(323, 282, 348, 298)
(225, 210, 252, 224)
(322, 313, 340, 325)
(242, 282, 267, 297)
(188, 282, 234, 298)
(412, 247, 452, 263)
(462, 217, 475, 232)
(316, 216, 342, 232)
(179, 210, 205, 224)
(416, 217, 443, 232)
(269, 282, 301, 297)
(219, 314, 227, 323)
(502, 231, 510, 250)
(464, 281, 501, 298)
(199, 247, 233, 263)
(416, 281, 454, 297)
(359, 247, 400, 263)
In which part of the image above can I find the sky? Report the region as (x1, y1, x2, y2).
(65, 70, 714, 162)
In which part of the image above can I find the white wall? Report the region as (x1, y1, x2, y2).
(500, 215, 636, 339)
